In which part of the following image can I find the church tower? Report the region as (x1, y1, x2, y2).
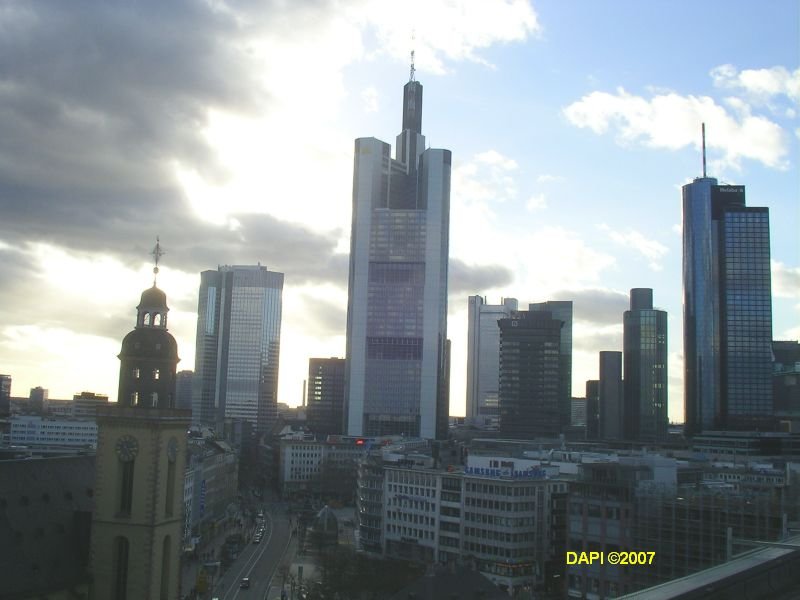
(91, 241, 190, 600)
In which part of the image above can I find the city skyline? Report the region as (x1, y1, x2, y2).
(0, 1, 797, 424)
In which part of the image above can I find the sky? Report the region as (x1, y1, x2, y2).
(0, 0, 797, 424)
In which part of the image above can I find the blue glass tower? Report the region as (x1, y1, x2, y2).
(683, 179, 773, 435)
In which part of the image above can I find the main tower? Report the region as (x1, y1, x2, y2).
(344, 67, 451, 440)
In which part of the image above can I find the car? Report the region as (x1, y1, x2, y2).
(252, 536, 261, 544)
(240, 577, 251, 589)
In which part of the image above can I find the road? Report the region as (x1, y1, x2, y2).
(213, 503, 292, 600)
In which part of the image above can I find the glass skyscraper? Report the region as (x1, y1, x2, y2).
(466, 296, 518, 427)
(193, 265, 283, 433)
(683, 179, 773, 435)
(623, 288, 668, 441)
(344, 75, 451, 440)
(529, 300, 573, 432)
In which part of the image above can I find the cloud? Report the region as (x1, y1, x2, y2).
(526, 193, 547, 211)
(573, 323, 622, 354)
(710, 64, 800, 104)
(599, 224, 669, 271)
(536, 174, 565, 184)
(361, 86, 379, 113)
(449, 259, 514, 294)
(563, 87, 790, 170)
(772, 260, 800, 299)
(551, 288, 630, 325)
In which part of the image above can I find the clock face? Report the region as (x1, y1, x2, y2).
(115, 435, 139, 462)
(167, 437, 178, 462)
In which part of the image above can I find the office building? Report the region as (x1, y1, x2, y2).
(529, 300, 573, 431)
(90, 266, 189, 600)
(0, 374, 10, 416)
(623, 289, 668, 441)
(466, 296, 518, 427)
(585, 380, 600, 440)
(193, 265, 283, 433)
(28, 386, 48, 414)
(10, 414, 98, 447)
(599, 351, 623, 441)
(498, 310, 563, 439)
(773, 341, 800, 427)
(683, 179, 773, 435)
(175, 370, 193, 411)
(571, 397, 587, 427)
(72, 391, 109, 419)
(344, 72, 451, 440)
(307, 357, 346, 438)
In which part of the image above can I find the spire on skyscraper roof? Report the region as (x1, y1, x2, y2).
(410, 29, 416, 82)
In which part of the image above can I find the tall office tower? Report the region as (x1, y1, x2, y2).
(498, 310, 562, 439)
(0, 374, 10, 416)
(175, 370, 193, 411)
(683, 178, 773, 435)
(466, 296, 518, 427)
(307, 357, 346, 438)
(773, 341, 800, 423)
(623, 289, 668, 442)
(91, 250, 189, 600)
(530, 301, 573, 431)
(599, 351, 623, 441)
(193, 265, 283, 433)
(585, 380, 600, 440)
(344, 71, 451, 440)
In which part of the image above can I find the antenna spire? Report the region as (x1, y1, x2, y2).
(410, 29, 416, 82)
(151, 237, 165, 285)
(701, 122, 707, 178)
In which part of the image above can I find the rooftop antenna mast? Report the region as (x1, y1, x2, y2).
(702, 122, 707, 178)
(151, 237, 165, 285)
(410, 29, 416, 82)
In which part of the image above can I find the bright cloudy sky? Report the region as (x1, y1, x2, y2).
(1, 1, 798, 424)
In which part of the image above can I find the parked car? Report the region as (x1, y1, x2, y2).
(240, 577, 251, 589)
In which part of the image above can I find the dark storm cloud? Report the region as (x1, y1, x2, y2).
(449, 259, 514, 294)
(552, 288, 629, 325)
(0, 0, 349, 285)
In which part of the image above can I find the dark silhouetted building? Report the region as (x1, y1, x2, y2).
(585, 380, 600, 440)
(307, 357, 345, 437)
(498, 310, 562, 439)
(28, 386, 48, 414)
(599, 351, 623, 441)
(530, 300, 573, 432)
(175, 369, 193, 411)
(0, 373, 10, 416)
(344, 73, 451, 440)
(193, 265, 283, 433)
(774, 340, 800, 430)
(683, 179, 773, 435)
(623, 288, 668, 441)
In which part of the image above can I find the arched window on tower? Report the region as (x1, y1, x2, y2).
(143, 313, 151, 326)
(112, 536, 130, 600)
(130, 392, 139, 406)
(151, 392, 159, 407)
(118, 459, 134, 515)
(153, 369, 160, 380)
(154, 313, 162, 327)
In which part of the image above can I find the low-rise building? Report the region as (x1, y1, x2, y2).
(10, 415, 98, 448)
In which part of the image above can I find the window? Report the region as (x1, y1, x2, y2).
(113, 536, 130, 600)
(153, 369, 160, 380)
(119, 460, 134, 515)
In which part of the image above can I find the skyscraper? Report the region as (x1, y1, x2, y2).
(683, 178, 773, 435)
(307, 357, 345, 438)
(498, 310, 562, 439)
(193, 265, 283, 433)
(623, 289, 668, 441)
(344, 72, 451, 440)
(0, 374, 10, 416)
(599, 351, 623, 441)
(529, 300, 573, 431)
(466, 296, 518, 427)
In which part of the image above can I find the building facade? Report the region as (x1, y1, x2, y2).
(175, 370, 194, 412)
(683, 179, 773, 435)
(73, 391, 109, 419)
(529, 301, 573, 432)
(10, 414, 98, 447)
(307, 357, 346, 438)
(193, 265, 283, 433)
(90, 276, 190, 600)
(498, 310, 563, 439)
(0, 374, 10, 416)
(466, 296, 518, 428)
(345, 75, 451, 440)
(623, 289, 668, 441)
(599, 352, 623, 441)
